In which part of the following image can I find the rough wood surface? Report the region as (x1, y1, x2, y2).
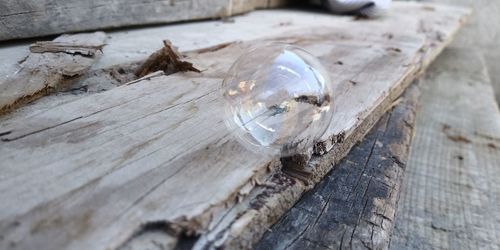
(390, 48, 500, 249)
(0, 32, 106, 115)
(0, 3, 469, 250)
(1, 6, 385, 115)
(0, 0, 287, 41)
(256, 80, 421, 250)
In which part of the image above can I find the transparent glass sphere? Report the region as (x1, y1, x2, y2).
(222, 43, 334, 156)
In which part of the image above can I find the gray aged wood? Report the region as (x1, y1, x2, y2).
(406, 0, 500, 104)
(256, 80, 421, 250)
(0, 32, 106, 114)
(390, 48, 500, 249)
(0, 3, 469, 250)
(0, 0, 286, 41)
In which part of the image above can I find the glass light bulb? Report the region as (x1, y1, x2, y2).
(222, 43, 334, 156)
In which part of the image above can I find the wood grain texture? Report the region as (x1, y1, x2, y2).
(0, 8, 329, 105)
(0, 32, 106, 114)
(0, 0, 287, 41)
(390, 48, 500, 249)
(256, 79, 421, 250)
(0, 3, 469, 250)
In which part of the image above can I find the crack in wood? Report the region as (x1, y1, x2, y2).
(1, 116, 83, 142)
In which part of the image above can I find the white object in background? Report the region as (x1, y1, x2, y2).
(323, 0, 391, 17)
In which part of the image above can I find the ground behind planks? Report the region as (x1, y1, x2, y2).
(390, 47, 500, 250)
(394, 1, 500, 248)
(407, 0, 500, 105)
(0, 2, 470, 250)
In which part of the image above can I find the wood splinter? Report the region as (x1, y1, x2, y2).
(29, 41, 105, 56)
(135, 40, 201, 78)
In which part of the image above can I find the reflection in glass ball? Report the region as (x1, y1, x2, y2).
(222, 43, 334, 156)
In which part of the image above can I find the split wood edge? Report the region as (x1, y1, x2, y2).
(0, 32, 106, 116)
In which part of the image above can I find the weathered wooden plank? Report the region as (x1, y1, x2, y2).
(151, 4, 470, 249)
(0, 32, 106, 115)
(390, 48, 500, 249)
(256, 79, 421, 250)
(0, 2, 469, 250)
(0, 0, 287, 41)
(0, 6, 341, 102)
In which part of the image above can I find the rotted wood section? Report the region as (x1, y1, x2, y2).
(0, 2, 469, 250)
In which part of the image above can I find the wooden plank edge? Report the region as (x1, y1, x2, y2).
(313, 6, 472, 155)
(255, 80, 421, 249)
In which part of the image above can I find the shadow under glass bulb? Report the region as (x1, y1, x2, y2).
(222, 43, 334, 156)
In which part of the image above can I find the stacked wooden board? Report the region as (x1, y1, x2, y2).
(0, 0, 286, 41)
(0, 2, 470, 250)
